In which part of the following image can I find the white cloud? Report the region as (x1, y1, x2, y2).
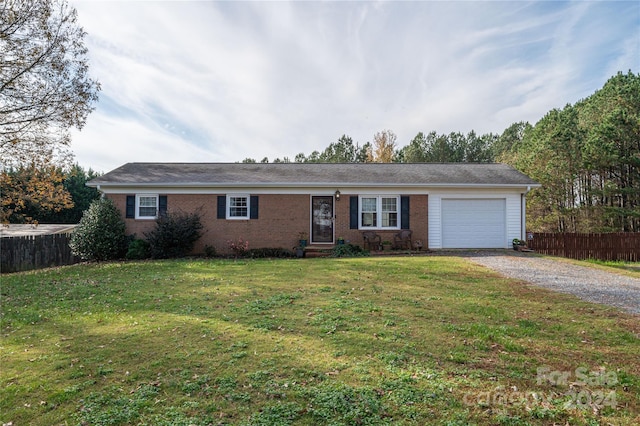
(69, 0, 639, 171)
(70, 113, 216, 173)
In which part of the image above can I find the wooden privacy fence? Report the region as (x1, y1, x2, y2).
(528, 232, 640, 262)
(1, 234, 80, 273)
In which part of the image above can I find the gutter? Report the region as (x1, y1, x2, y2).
(87, 181, 542, 189)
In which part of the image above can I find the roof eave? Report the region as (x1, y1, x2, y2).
(88, 182, 541, 189)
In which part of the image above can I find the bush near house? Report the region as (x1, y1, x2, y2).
(246, 247, 292, 258)
(69, 198, 127, 261)
(145, 211, 203, 258)
(331, 243, 370, 257)
(125, 238, 151, 260)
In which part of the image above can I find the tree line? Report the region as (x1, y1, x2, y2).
(242, 129, 497, 164)
(505, 72, 639, 233)
(1, 2, 636, 232)
(244, 72, 639, 233)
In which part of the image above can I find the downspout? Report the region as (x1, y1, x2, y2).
(521, 186, 531, 240)
(97, 185, 105, 199)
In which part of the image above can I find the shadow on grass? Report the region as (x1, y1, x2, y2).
(2, 257, 639, 425)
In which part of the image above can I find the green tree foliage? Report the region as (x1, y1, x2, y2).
(508, 71, 640, 232)
(272, 157, 291, 163)
(397, 131, 496, 163)
(43, 164, 101, 223)
(145, 211, 203, 258)
(0, 0, 100, 167)
(70, 198, 127, 261)
(399, 132, 429, 163)
(513, 106, 585, 231)
(321, 135, 360, 163)
(580, 71, 640, 232)
(494, 121, 532, 163)
(63, 165, 101, 221)
(295, 135, 371, 163)
(465, 131, 496, 163)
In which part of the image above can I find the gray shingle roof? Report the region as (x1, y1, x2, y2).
(88, 162, 539, 187)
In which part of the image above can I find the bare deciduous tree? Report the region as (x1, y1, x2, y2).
(0, 0, 100, 167)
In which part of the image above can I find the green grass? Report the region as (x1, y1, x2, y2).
(578, 258, 640, 277)
(1, 256, 639, 425)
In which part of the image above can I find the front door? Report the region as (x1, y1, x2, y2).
(311, 196, 334, 243)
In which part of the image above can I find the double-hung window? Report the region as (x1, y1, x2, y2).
(360, 197, 378, 227)
(136, 194, 158, 219)
(381, 197, 398, 227)
(227, 195, 249, 219)
(359, 196, 399, 229)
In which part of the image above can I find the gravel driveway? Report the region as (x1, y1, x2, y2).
(461, 252, 640, 315)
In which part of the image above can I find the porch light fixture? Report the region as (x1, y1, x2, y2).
(335, 189, 341, 200)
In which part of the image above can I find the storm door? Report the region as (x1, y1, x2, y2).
(311, 196, 334, 243)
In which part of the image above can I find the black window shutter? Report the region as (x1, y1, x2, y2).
(126, 195, 135, 218)
(349, 196, 358, 229)
(158, 195, 168, 216)
(250, 196, 259, 219)
(217, 196, 226, 219)
(401, 196, 410, 229)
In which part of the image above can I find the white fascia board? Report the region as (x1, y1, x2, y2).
(429, 186, 537, 195)
(92, 182, 540, 194)
(96, 185, 429, 195)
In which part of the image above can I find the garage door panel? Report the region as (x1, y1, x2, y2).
(442, 199, 506, 248)
(448, 211, 503, 223)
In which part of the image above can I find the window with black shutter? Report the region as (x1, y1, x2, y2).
(126, 195, 135, 218)
(354, 195, 401, 229)
(350, 196, 358, 229)
(217, 196, 226, 219)
(218, 195, 259, 219)
(401, 196, 410, 229)
(159, 195, 168, 216)
(250, 196, 259, 219)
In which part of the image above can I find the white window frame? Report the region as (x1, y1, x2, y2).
(136, 194, 159, 219)
(227, 194, 250, 220)
(359, 195, 400, 230)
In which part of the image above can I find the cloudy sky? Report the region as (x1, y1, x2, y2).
(69, 0, 639, 172)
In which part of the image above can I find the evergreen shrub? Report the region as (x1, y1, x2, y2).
(70, 198, 127, 261)
(126, 239, 151, 260)
(331, 244, 370, 258)
(145, 211, 203, 258)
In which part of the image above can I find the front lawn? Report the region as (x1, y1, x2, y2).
(2, 257, 638, 425)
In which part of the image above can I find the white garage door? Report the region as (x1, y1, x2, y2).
(441, 199, 506, 248)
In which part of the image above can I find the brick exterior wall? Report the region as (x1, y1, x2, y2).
(334, 194, 428, 249)
(108, 193, 429, 254)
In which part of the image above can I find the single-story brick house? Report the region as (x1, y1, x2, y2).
(88, 162, 540, 253)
